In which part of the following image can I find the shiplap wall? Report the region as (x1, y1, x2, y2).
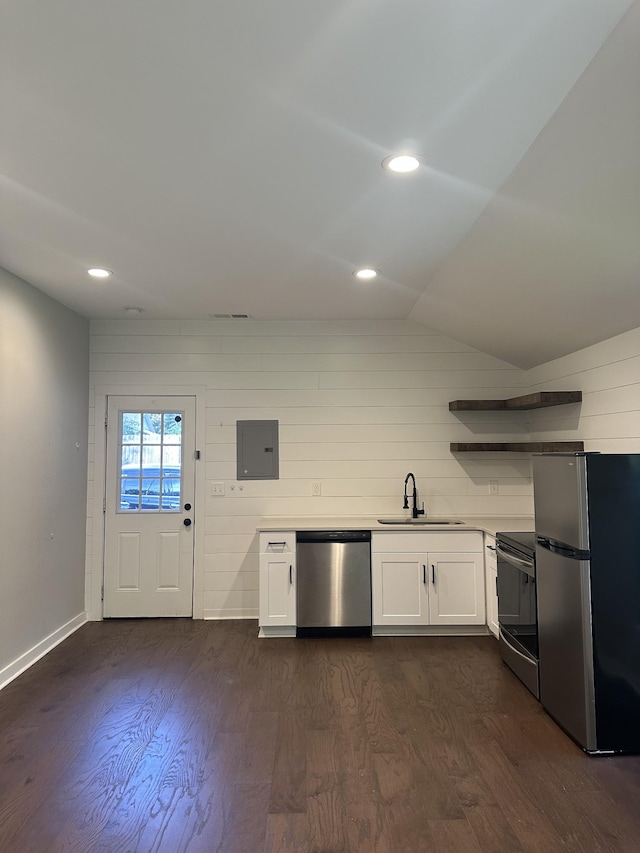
(526, 327, 640, 452)
(87, 318, 534, 619)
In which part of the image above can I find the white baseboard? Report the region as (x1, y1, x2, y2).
(0, 611, 87, 691)
(202, 609, 258, 620)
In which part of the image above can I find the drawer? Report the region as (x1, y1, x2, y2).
(260, 531, 296, 555)
(484, 534, 497, 569)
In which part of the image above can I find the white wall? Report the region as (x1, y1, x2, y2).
(87, 318, 534, 620)
(526, 327, 640, 452)
(0, 268, 89, 685)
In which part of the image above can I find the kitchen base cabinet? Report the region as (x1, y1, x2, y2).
(372, 553, 429, 626)
(484, 534, 499, 638)
(259, 532, 296, 637)
(371, 531, 486, 635)
(258, 527, 494, 637)
(428, 552, 485, 625)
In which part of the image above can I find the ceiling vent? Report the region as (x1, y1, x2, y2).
(210, 313, 253, 319)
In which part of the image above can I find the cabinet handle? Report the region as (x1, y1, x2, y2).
(422, 564, 426, 584)
(431, 565, 435, 584)
(495, 576, 498, 596)
(268, 540, 287, 547)
(486, 545, 497, 551)
(289, 565, 293, 585)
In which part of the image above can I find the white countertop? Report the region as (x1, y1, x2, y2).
(257, 515, 534, 537)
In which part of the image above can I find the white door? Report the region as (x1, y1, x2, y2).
(372, 553, 429, 626)
(428, 552, 485, 625)
(103, 395, 196, 617)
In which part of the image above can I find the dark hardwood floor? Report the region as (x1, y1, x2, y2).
(1, 620, 640, 852)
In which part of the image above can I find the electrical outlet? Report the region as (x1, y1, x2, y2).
(312, 482, 322, 496)
(489, 480, 499, 495)
(212, 482, 225, 496)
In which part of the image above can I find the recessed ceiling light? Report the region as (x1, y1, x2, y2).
(382, 154, 422, 174)
(88, 268, 112, 278)
(354, 268, 379, 280)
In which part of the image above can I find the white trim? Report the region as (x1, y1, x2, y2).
(89, 384, 207, 621)
(0, 612, 87, 691)
(372, 625, 489, 637)
(203, 609, 258, 620)
(258, 625, 296, 638)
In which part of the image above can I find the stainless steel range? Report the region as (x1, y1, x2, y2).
(496, 531, 539, 698)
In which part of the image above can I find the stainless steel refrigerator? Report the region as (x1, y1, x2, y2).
(533, 452, 640, 754)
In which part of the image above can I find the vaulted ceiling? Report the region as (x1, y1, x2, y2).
(3, 0, 639, 367)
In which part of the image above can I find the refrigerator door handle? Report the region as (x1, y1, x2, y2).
(536, 535, 589, 560)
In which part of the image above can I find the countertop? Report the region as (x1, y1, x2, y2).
(257, 516, 534, 537)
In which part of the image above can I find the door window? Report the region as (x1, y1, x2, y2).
(119, 411, 183, 512)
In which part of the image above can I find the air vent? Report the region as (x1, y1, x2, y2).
(210, 313, 252, 319)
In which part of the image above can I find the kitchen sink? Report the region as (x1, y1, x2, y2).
(377, 518, 464, 525)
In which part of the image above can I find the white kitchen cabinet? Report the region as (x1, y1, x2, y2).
(484, 534, 499, 637)
(371, 531, 485, 633)
(428, 552, 485, 625)
(372, 552, 429, 626)
(259, 532, 296, 636)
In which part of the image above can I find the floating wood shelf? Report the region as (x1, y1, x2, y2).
(449, 391, 582, 411)
(450, 441, 585, 453)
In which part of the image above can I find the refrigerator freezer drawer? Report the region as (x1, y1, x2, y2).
(532, 453, 590, 551)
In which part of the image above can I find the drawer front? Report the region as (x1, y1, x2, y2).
(485, 534, 497, 568)
(372, 531, 483, 553)
(260, 531, 296, 555)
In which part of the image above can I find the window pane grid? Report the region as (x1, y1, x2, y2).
(118, 411, 183, 512)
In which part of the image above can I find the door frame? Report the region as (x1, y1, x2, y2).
(89, 384, 207, 621)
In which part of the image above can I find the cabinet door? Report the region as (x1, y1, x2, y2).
(372, 553, 429, 626)
(259, 535, 296, 627)
(428, 552, 485, 625)
(485, 536, 499, 637)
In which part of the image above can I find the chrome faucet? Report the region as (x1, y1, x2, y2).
(403, 472, 425, 519)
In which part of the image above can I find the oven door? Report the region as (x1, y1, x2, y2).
(497, 540, 539, 697)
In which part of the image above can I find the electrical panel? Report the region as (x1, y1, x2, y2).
(236, 420, 279, 480)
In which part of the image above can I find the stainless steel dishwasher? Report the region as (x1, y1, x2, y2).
(296, 530, 372, 637)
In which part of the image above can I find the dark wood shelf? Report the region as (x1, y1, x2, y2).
(450, 441, 584, 453)
(449, 391, 582, 411)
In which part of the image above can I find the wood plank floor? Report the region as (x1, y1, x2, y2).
(1, 620, 640, 852)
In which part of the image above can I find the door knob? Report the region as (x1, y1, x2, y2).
(183, 518, 192, 527)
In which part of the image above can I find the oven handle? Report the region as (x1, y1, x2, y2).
(499, 627, 537, 665)
(496, 544, 534, 576)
